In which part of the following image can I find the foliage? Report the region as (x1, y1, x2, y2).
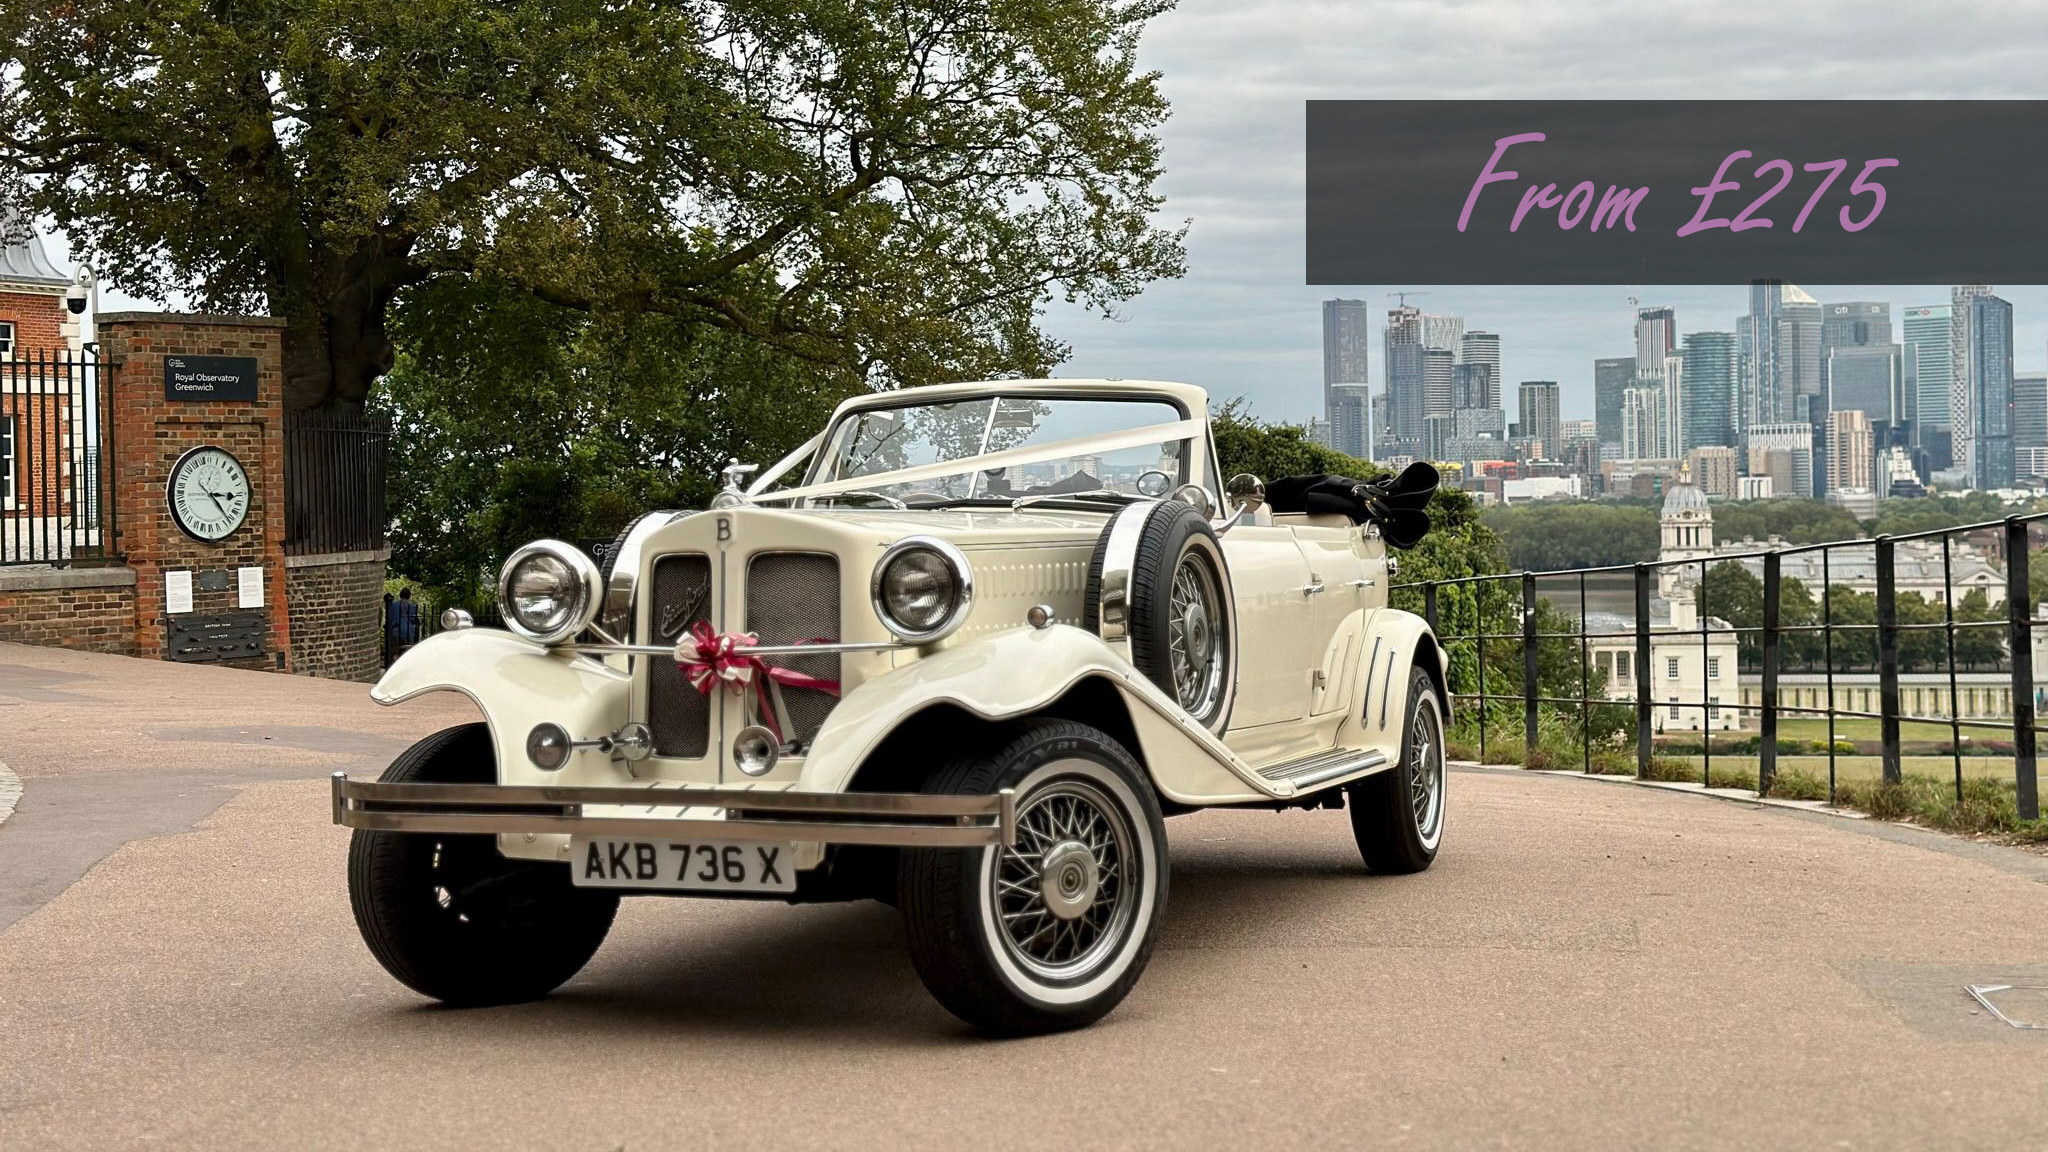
(2, 0, 1185, 410)
(1481, 502, 1657, 570)
(1710, 498, 1863, 546)
(375, 275, 862, 604)
(1867, 492, 2028, 537)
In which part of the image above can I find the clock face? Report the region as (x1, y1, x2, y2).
(167, 446, 251, 542)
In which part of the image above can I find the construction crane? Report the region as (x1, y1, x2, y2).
(1387, 291, 1432, 308)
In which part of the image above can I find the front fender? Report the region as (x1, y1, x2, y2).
(796, 625, 1275, 805)
(371, 629, 632, 787)
(1337, 607, 1449, 751)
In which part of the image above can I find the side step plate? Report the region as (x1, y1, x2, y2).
(1257, 747, 1389, 793)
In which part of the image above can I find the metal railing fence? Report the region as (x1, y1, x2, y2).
(1396, 512, 2045, 819)
(285, 411, 391, 556)
(0, 349, 112, 566)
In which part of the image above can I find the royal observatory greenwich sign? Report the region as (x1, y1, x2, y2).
(163, 355, 259, 403)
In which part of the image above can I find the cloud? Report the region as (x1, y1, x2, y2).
(1049, 0, 2048, 423)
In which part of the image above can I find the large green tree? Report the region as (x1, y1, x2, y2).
(1, 0, 1185, 411)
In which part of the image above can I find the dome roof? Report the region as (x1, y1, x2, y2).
(1662, 484, 1708, 514)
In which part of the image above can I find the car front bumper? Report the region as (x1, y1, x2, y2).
(329, 774, 1016, 848)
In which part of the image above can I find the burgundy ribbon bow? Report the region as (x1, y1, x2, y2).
(674, 620, 841, 742)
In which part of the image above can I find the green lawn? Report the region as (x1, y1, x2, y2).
(1767, 717, 2009, 745)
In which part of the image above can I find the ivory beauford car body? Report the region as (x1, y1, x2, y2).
(334, 379, 1450, 1034)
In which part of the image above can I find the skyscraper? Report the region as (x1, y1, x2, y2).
(1951, 285, 1994, 480)
(1968, 292, 2014, 489)
(1518, 381, 1561, 457)
(1386, 341, 1428, 444)
(2015, 374, 2048, 454)
(1634, 306, 1676, 368)
(1321, 299, 1372, 458)
(1681, 331, 1737, 453)
(1594, 357, 1634, 446)
(1460, 331, 1501, 408)
(1423, 314, 1465, 360)
(1742, 282, 1822, 431)
(1827, 345, 1904, 424)
(1423, 347, 1455, 426)
(1901, 304, 1952, 457)
(1826, 409, 1875, 493)
(1743, 281, 1783, 428)
(1780, 286, 1824, 421)
(1622, 386, 1666, 461)
(1821, 301, 1891, 354)
(1746, 422, 1815, 499)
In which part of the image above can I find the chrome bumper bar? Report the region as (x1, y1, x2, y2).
(330, 774, 1016, 848)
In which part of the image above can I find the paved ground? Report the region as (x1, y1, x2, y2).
(4, 643, 2048, 1150)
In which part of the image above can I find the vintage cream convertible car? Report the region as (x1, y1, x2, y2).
(334, 380, 1449, 1034)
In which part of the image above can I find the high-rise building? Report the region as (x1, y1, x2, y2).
(1594, 357, 1634, 446)
(1452, 362, 1494, 410)
(1743, 281, 1783, 428)
(1423, 347, 1455, 427)
(1681, 331, 1737, 453)
(1822, 301, 1891, 354)
(1622, 386, 1667, 461)
(1460, 331, 1501, 408)
(1950, 285, 1995, 481)
(1968, 292, 2015, 490)
(1518, 381, 1561, 458)
(1780, 286, 1824, 420)
(1746, 422, 1815, 499)
(1321, 299, 1372, 457)
(1902, 304, 1952, 439)
(1634, 306, 1676, 368)
(1827, 345, 1903, 423)
(1658, 353, 1685, 458)
(1826, 409, 1875, 493)
(1385, 341, 1428, 445)
(2015, 375, 2048, 453)
(1423, 314, 1465, 359)
(1686, 446, 1739, 499)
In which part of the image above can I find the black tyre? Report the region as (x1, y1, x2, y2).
(1347, 666, 1447, 874)
(347, 724, 619, 1006)
(898, 720, 1168, 1036)
(1083, 500, 1234, 733)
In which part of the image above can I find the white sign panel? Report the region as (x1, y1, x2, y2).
(237, 566, 265, 609)
(165, 570, 194, 615)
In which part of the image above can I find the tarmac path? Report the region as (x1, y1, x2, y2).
(3, 642, 2048, 1150)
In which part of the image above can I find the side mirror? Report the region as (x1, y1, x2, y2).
(1225, 473, 1265, 515)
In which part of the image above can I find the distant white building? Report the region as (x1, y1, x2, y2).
(1588, 483, 1742, 732)
(1500, 476, 1583, 503)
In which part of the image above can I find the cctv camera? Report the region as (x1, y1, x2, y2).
(64, 281, 87, 315)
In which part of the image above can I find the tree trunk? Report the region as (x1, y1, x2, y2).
(278, 238, 413, 414)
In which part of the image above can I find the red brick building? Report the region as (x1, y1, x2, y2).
(0, 223, 83, 523)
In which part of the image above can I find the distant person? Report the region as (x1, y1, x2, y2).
(387, 587, 421, 656)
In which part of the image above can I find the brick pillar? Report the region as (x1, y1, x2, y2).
(100, 313, 292, 670)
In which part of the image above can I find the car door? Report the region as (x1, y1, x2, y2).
(1290, 522, 1374, 716)
(1216, 524, 1320, 728)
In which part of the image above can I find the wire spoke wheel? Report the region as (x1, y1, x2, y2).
(991, 778, 1138, 983)
(1166, 554, 1226, 718)
(1409, 692, 1445, 842)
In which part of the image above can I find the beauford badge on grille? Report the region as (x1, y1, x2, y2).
(331, 379, 1447, 1035)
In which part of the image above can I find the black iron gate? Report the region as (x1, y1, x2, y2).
(0, 348, 111, 566)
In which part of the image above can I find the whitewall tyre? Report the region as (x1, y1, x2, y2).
(1348, 667, 1446, 874)
(898, 720, 1168, 1036)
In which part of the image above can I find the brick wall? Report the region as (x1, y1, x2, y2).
(0, 290, 66, 356)
(99, 313, 291, 671)
(286, 549, 388, 681)
(0, 568, 136, 655)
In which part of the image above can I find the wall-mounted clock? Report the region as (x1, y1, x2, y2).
(167, 445, 251, 542)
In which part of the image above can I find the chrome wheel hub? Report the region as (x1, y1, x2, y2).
(1039, 840, 1099, 920)
(1410, 696, 1445, 841)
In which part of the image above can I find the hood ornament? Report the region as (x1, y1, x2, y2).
(712, 458, 759, 509)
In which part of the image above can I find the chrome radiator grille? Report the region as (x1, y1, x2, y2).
(646, 553, 713, 757)
(745, 552, 841, 748)
(642, 551, 841, 758)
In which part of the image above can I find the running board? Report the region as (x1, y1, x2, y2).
(1256, 747, 1389, 793)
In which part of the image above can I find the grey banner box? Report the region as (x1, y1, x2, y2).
(1306, 100, 2048, 285)
(163, 355, 259, 402)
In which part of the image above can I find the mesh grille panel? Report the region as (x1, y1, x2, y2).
(647, 553, 713, 757)
(746, 553, 841, 747)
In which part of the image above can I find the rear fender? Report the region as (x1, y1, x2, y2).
(1337, 608, 1450, 752)
(370, 629, 633, 788)
(797, 625, 1275, 806)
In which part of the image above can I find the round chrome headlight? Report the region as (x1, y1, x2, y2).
(871, 536, 973, 643)
(498, 539, 603, 645)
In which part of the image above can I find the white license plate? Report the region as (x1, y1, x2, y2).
(569, 837, 797, 893)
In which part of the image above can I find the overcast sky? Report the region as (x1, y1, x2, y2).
(1041, 0, 2048, 424)
(50, 0, 2048, 425)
